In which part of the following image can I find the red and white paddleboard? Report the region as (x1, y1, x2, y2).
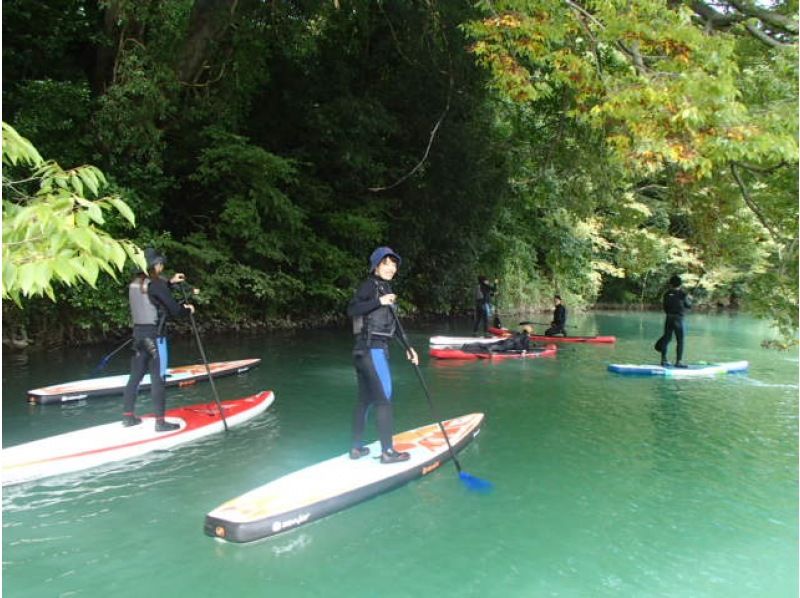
(27, 358, 262, 405)
(2, 390, 274, 486)
(429, 345, 558, 360)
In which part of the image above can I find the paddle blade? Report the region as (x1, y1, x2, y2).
(459, 470, 493, 492)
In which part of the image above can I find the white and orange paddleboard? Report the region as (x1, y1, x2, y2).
(3, 391, 274, 486)
(205, 413, 485, 543)
(27, 358, 261, 404)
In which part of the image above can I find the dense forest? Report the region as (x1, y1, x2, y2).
(2, 0, 798, 348)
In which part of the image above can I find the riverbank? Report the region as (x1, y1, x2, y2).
(2, 300, 747, 354)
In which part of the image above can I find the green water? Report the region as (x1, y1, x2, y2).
(2, 312, 797, 597)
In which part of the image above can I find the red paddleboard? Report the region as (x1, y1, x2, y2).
(429, 345, 558, 360)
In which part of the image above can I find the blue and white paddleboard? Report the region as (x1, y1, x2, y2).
(608, 361, 749, 377)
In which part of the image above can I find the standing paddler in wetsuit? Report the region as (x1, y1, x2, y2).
(121, 248, 195, 431)
(347, 246, 419, 464)
(659, 274, 692, 368)
(472, 275, 498, 335)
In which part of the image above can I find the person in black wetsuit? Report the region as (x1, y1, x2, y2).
(544, 295, 567, 337)
(659, 274, 692, 368)
(472, 275, 498, 335)
(463, 323, 533, 354)
(121, 248, 194, 431)
(347, 247, 419, 464)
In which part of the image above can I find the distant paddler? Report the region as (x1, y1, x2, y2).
(656, 274, 693, 368)
(544, 295, 567, 337)
(461, 322, 534, 354)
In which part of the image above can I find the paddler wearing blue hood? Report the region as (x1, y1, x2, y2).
(121, 248, 195, 431)
(347, 247, 419, 464)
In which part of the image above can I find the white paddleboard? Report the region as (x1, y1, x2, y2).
(205, 413, 485, 543)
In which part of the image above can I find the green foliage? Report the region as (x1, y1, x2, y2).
(2, 123, 146, 303)
(1, 0, 796, 346)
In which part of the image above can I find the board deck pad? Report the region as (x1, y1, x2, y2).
(607, 361, 749, 377)
(3, 390, 274, 486)
(27, 358, 261, 404)
(205, 413, 485, 543)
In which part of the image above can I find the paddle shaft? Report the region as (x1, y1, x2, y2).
(180, 284, 228, 431)
(93, 338, 133, 373)
(390, 308, 463, 474)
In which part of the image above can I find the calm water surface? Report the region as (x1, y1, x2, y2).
(2, 312, 797, 597)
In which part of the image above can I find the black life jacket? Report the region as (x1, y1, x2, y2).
(352, 278, 396, 341)
(664, 289, 688, 316)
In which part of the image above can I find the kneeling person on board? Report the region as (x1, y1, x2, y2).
(347, 246, 419, 464)
(659, 274, 692, 368)
(544, 295, 567, 337)
(122, 248, 195, 432)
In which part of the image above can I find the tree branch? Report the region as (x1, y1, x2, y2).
(730, 161, 783, 243)
(725, 0, 798, 34)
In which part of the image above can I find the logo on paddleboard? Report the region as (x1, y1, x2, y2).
(60, 394, 88, 402)
(272, 512, 310, 533)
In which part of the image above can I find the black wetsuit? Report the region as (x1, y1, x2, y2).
(472, 280, 497, 334)
(545, 304, 567, 336)
(122, 277, 190, 417)
(463, 331, 531, 354)
(660, 287, 692, 364)
(347, 275, 411, 453)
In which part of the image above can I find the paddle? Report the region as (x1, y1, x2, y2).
(390, 307, 492, 491)
(180, 283, 228, 432)
(91, 338, 133, 376)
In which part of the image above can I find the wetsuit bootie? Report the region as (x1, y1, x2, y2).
(122, 413, 142, 427)
(380, 448, 410, 464)
(660, 360, 669, 367)
(674, 362, 688, 368)
(155, 419, 179, 432)
(349, 446, 370, 460)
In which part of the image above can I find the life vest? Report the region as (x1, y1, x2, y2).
(352, 278, 396, 341)
(129, 278, 158, 326)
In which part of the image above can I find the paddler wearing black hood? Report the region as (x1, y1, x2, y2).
(121, 248, 194, 431)
(347, 246, 419, 464)
(658, 274, 692, 368)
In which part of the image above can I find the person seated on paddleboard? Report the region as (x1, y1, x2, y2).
(544, 295, 567, 336)
(347, 246, 419, 464)
(659, 274, 692, 368)
(462, 323, 534, 354)
(122, 248, 195, 432)
(472, 275, 498, 335)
